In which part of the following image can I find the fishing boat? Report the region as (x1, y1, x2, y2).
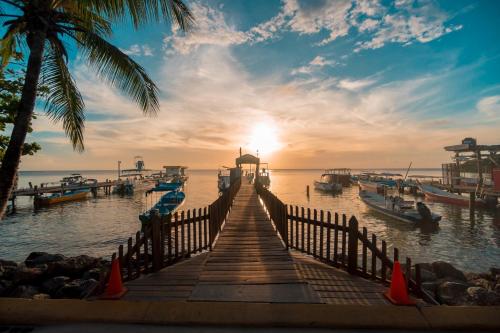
(113, 156, 156, 194)
(218, 169, 231, 193)
(418, 184, 487, 208)
(150, 180, 183, 192)
(35, 189, 90, 206)
(314, 172, 342, 192)
(163, 165, 188, 183)
(139, 191, 186, 226)
(60, 173, 86, 185)
(359, 190, 441, 224)
(258, 163, 271, 187)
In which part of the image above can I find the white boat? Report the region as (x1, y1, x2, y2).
(114, 156, 156, 194)
(359, 190, 441, 224)
(163, 165, 188, 183)
(419, 183, 487, 208)
(218, 169, 231, 193)
(258, 163, 271, 187)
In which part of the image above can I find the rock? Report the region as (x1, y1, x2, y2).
(0, 259, 18, 267)
(436, 281, 469, 305)
(10, 285, 39, 298)
(47, 255, 99, 278)
(490, 267, 500, 277)
(82, 268, 101, 281)
(25, 252, 66, 267)
(421, 281, 439, 294)
(494, 284, 500, 294)
(412, 267, 437, 282)
(41, 276, 70, 296)
(471, 278, 491, 290)
(431, 261, 467, 282)
(33, 293, 50, 300)
(55, 278, 99, 299)
(13, 265, 45, 285)
(465, 272, 481, 281)
(466, 287, 500, 305)
(0, 264, 18, 280)
(0, 280, 13, 297)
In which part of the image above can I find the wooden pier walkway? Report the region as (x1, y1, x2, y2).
(124, 183, 389, 305)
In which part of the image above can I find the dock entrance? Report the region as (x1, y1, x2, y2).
(123, 183, 390, 304)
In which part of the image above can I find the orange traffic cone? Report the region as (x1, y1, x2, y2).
(101, 259, 127, 299)
(384, 261, 415, 305)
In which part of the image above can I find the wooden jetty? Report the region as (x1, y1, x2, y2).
(107, 178, 437, 305)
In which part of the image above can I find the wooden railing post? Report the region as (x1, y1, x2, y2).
(151, 211, 162, 272)
(347, 216, 359, 274)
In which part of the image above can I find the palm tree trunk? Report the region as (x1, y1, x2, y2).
(0, 30, 46, 218)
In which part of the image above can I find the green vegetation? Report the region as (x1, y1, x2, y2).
(0, 65, 47, 160)
(0, 0, 194, 218)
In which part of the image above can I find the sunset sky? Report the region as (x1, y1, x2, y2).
(22, 0, 500, 170)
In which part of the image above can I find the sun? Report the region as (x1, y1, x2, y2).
(247, 123, 282, 156)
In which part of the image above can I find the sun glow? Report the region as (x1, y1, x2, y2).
(247, 123, 282, 156)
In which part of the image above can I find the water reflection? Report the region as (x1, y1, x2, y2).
(270, 169, 500, 272)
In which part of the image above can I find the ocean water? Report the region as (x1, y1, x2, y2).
(1, 169, 499, 273)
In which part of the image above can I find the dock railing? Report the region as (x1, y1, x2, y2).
(103, 177, 241, 285)
(255, 182, 439, 305)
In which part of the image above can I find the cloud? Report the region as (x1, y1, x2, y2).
(121, 44, 154, 56)
(291, 55, 336, 75)
(163, 1, 462, 55)
(477, 95, 500, 117)
(164, 2, 250, 54)
(338, 78, 376, 91)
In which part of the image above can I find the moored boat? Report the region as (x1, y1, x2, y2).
(218, 169, 231, 193)
(359, 190, 441, 224)
(35, 189, 90, 206)
(150, 181, 183, 192)
(418, 184, 487, 208)
(139, 191, 186, 226)
(358, 179, 385, 194)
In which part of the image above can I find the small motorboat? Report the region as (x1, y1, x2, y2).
(418, 184, 486, 208)
(139, 191, 186, 226)
(35, 189, 90, 206)
(218, 169, 231, 193)
(150, 181, 183, 192)
(258, 163, 271, 187)
(314, 175, 342, 192)
(359, 190, 441, 224)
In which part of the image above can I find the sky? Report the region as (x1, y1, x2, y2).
(19, 0, 500, 170)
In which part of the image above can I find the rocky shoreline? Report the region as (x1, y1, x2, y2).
(1, 252, 499, 305)
(415, 261, 500, 305)
(0, 252, 110, 299)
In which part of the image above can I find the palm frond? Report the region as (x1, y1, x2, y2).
(79, 31, 159, 115)
(79, 0, 194, 30)
(43, 47, 85, 151)
(0, 23, 21, 69)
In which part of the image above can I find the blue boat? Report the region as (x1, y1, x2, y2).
(139, 191, 186, 226)
(150, 181, 183, 192)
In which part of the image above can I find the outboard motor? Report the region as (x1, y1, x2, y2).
(416, 202, 432, 223)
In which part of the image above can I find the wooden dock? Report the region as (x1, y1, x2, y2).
(123, 183, 389, 304)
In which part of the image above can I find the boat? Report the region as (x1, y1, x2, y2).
(314, 173, 342, 192)
(60, 173, 86, 186)
(218, 169, 231, 193)
(358, 179, 386, 194)
(163, 165, 188, 183)
(35, 189, 90, 206)
(150, 180, 183, 192)
(258, 163, 271, 187)
(139, 191, 186, 226)
(113, 156, 156, 194)
(418, 184, 487, 208)
(359, 190, 441, 224)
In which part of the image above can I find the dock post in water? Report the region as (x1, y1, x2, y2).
(469, 192, 476, 212)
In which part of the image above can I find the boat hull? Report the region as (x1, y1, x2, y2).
(314, 181, 342, 192)
(36, 190, 89, 206)
(359, 191, 440, 224)
(358, 180, 384, 194)
(420, 185, 486, 208)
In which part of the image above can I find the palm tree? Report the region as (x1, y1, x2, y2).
(0, 0, 193, 217)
